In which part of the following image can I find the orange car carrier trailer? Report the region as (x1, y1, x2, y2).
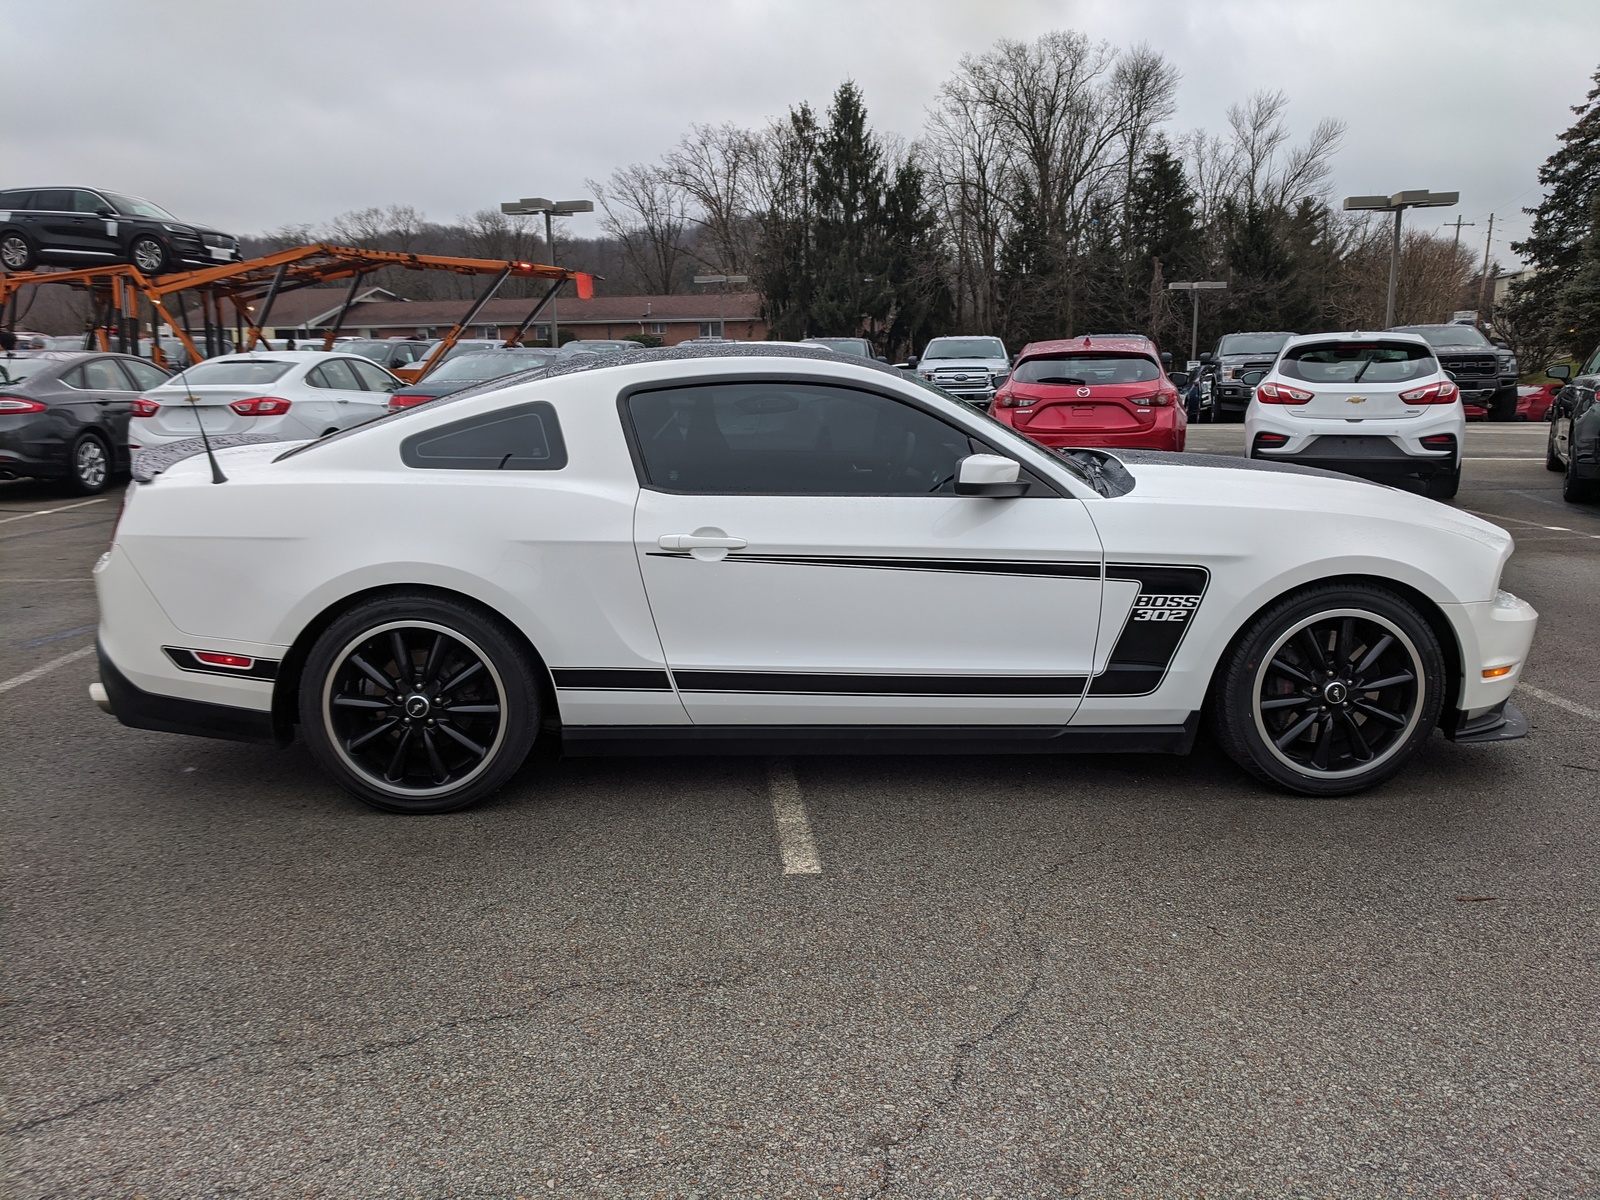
(0, 243, 596, 381)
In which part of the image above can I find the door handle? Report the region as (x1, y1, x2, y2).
(658, 533, 747, 550)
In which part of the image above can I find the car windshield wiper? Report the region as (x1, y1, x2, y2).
(1352, 359, 1373, 382)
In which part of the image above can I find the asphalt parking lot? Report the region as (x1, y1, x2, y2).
(3, 423, 1596, 1199)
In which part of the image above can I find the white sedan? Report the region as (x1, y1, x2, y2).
(1245, 331, 1467, 498)
(93, 345, 1536, 813)
(128, 351, 403, 451)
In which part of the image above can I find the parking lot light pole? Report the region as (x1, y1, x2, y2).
(1342, 190, 1459, 328)
(1168, 280, 1228, 363)
(501, 197, 594, 345)
(692, 274, 750, 338)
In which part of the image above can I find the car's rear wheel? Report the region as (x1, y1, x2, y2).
(299, 593, 542, 813)
(0, 231, 36, 272)
(1563, 447, 1600, 504)
(1211, 585, 1446, 796)
(69, 433, 111, 494)
(129, 235, 169, 275)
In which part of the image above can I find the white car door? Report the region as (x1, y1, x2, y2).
(304, 358, 377, 430)
(628, 377, 1105, 726)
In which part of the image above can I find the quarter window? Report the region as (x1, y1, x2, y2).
(400, 401, 566, 471)
(31, 190, 73, 212)
(307, 359, 361, 390)
(625, 381, 972, 496)
(67, 359, 134, 391)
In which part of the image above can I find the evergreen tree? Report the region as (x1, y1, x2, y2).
(880, 158, 949, 357)
(1507, 64, 1600, 357)
(809, 82, 889, 337)
(755, 103, 821, 341)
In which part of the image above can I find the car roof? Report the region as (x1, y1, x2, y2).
(1020, 335, 1156, 357)
(1282, 330, 1432, 347)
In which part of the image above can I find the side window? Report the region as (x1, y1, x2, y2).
(72, 191, 107, 214)
(32, 190, 73, 212)
(0, 190, 30, 209)
(625, 381, 972, 496)
(69, 359, 132, 390)
(400, 401, 567, 471)
(118, 359, 169, 390)
(1582, 345, 1600, 379)
(346, 358, 399, 392)
(307, 361, 358, 390)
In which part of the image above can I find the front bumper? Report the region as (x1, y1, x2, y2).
(1443, 590, 1539, 718)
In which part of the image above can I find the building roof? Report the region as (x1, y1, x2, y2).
(244, 286, 400, 329)
(297, 291, 762, 329)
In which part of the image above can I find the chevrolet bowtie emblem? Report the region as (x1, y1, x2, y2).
(1347, 396, 1366, 404)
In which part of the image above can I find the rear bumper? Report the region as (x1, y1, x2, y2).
(1006, 421, 1183, 452)
(1251, 445, 1458, 483)
(97, 639, 278, 744)
(0, 415, 68, 478)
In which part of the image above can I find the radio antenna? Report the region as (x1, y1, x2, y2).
(169, 351, 227, 484)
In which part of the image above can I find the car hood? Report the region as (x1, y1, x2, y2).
(1109, 450, 1512, 549)
(922, 358, 1007, 371)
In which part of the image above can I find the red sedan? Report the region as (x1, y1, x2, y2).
(989, 335, 1187, 452)
(1515, 383, 1560, 422)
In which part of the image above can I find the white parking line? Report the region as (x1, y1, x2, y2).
(1463, 456, 1545, 461)
(1518, 685, 1600, 723)
(0, 645, 96, 695)
(0, 498, 107, 525)
(768, 758, 822, 875)
(1461, 509, 1600, 539)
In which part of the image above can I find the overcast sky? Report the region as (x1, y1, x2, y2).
(4, 0, 1596, 266)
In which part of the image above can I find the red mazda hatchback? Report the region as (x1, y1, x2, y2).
(990, 335, 1187, 452)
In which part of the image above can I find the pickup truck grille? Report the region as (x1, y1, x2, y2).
(930, 367, 995, 393)
(1438, 354, 1498, 381)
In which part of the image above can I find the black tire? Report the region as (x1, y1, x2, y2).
(1546, 421, 1565, 472)
(1563, 449, 1600, 504)
(1487, 384, 1518, 422)
(298, 593, 543, 813)
(68, 432, 112, 495)
(1424, 466, 1460, 500)
(1211, 584, 1447, 796)
(0, 230, 36, 272)
(128, 235, 169, 275)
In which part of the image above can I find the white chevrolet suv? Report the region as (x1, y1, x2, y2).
(1245, 331, 1465, 499)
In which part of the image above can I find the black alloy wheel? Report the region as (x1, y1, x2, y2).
(300, 594, 542, 813)
(129, 235, 168, 275)
(70, 433, 111, 494)
(1212, 585, 1445, 795)
(0, 231, 36, 272)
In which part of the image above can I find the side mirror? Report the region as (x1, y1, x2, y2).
(96, 206, 116, 218)
(1240, 369, 1266, 387)
(954, 454, 1028, 497)
(1199, 351, 1214, 365)
(905, 355, 919, 368)
(1169, 371, 1191, 388)
(1160, 351, 1173, 369)
(1545, 363, 1571, 381)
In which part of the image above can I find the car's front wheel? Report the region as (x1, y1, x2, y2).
(1546, 420, 1565, 472)
(1563, 445, 1600, 504)
(128, 235, 169, 275)
(1211, 584, 1447, 796)
(299, 593, 543, 813)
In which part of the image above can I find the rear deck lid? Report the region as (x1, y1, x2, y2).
(1009, 353, 1164, 431)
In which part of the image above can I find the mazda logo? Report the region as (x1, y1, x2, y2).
(1076, 386, 1091, 397)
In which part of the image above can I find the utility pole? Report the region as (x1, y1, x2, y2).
(1476, 212, 1496, 325)
(500, 197, 594, 345)
(1343, 190, 1459, 327)
(1446, 215, 1475, 254)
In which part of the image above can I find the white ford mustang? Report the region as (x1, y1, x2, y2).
(92, 344, 1537, 813)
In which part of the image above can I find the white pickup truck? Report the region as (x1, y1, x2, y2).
(908, 335, 1010, 406)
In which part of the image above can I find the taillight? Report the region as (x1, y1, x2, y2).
(0, 396, 47, 413)
(1399, 380, 1460, 404)
(1140, 392, 1172, 407)
(131, 398, 161, 417)
(1257, 381, 1314, 404)
(229, 396, 292, 416)
(387, 394, 437, 410)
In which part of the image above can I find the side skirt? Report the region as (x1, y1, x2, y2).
(560, 714, 1201, 758)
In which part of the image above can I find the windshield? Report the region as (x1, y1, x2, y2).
(1217, 333, 1290, 356)
(0, 355, 62, 384)
(342, 343, 388, 360)
(164, 360, 295, 386)
(440, 342, 504, 362)
(805, 339, 871, 357)
(1011, 354, 1160, 385)
(1279, 341, 1437, 384)
(425, 353, 554, 382)
(1397, 325, 1492, 349)
(104, 192, 176, 220)
(923, 338, 1006, 361)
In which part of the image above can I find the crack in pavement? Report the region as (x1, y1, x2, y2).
(861, 842, 1112, 1197)
(3, 970, 747, 1138)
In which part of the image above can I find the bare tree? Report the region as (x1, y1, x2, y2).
(588, 164, 691, 294)
(666, 122, 762, 274)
